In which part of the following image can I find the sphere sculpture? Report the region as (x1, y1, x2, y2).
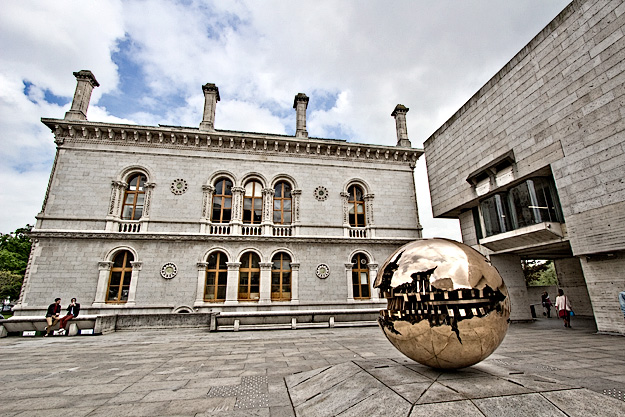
(374, 238, 510, 369)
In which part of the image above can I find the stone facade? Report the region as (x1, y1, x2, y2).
(424, 0, 625, 333)
(16, 71, 424, 317)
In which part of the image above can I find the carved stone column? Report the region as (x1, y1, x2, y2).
(142, 183, 156, 219)
(291, 189, 302, 223)
(345, 263, 354, 301)
(290, 262, 300, 303)
(127, 261, 142, 306)
(105, 181, 126, 231)
(364, 193, 375, 238)
(200, 185, 215, 233)
(195, 262, 208, 305)
(341, 192, 350, 236)
(93, 261, 113, 307)
(225, 262, 241, 305)
(368, 263, 380, 301)
(259, 262, 273, 304)
(262, 188, 275, 235)
(231, 186, 245, 235)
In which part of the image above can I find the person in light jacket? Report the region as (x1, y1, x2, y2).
(555, 289, 572, 328)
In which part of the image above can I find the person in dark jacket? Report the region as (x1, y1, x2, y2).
(58, 298, 80, 335)
(44, 298, 61, 336)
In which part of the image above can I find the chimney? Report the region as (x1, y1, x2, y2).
(392, 104, 411, 147)
(200, 83, 220, 131)
(65, 70, 99, 121)
(293, 93, 309, 138)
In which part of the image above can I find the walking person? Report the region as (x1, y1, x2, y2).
(555, 289, 572, 328)
(541, 291, 552, 318)
(44, 298, 62, 336)
(58, 298, 80, 335)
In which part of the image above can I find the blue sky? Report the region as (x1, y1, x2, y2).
(0, 0, 571, 237)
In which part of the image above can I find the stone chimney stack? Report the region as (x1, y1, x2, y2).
(200, 83, 220, 131)
(293, 93, 309, 138)
(392, 104, 412, 147)
(65, 70, 99, 121)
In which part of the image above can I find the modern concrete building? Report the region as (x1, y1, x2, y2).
(15, 71, 423, 317)
(424, 0, 625, 333)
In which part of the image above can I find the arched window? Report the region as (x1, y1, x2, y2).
(273, 181, 292, 224)
(243, 181, 263, 224)
(348, 185, 366, 227)
(212, 178, 233, 223)
(239, 252, 260, 301)
(205, 251, 228, 301)
(107, 250, 134, 303)
(352, 253, 370, 299)
(121, 174, 147, 220)
(271, 252, 291, 301)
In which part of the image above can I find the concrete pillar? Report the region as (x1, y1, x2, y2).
(259, 262, 273, 304)
(345, 263, 354, 301)
(579, 254, 625, 334)
(369, 263, 380, 301)
(127, 261, 142, 306)
(225, 262, 241, 305)
(92, 261, 113, 307)
(290, 262, 300, 303)
(200, 83, 220, 131)
(489, 254, 532, 321)
(293, 93, 309, 138)
(65, 70, 99, 121)
(554, 257, 593, 317)
(391, 104, 411, 147)
(195, 262, 208, 305)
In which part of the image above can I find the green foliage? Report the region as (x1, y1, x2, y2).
(0, 270, 23, 301)
(522, 259, 558, 287)
(0, 225, 32, 302)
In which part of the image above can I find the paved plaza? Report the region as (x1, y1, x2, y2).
(1, 317, 624, 416)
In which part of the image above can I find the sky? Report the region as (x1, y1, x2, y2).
(0, 0, 571, 238)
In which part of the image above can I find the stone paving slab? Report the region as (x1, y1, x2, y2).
(0, 317, 623, 416)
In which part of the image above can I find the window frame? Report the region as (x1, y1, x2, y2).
(106, 250, 134, 303)
(348, 184, 366, 228)
(243, 180, 263, 225)
(204, 251, 228, 302)
(212, 178, 233, 223)
(271, 252, 292, 301)
(121, 173, 147, 220)
(351, 253, 371, 299)
(273, 181, 292, 225)
(238, 252, 261, 301)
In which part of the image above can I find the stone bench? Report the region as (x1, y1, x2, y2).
(0, 315, 99, 337)
(214, 308, 381, 331)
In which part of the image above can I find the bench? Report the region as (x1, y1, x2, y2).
(214, 308, 382, 331)
(0, 315, 99, 337)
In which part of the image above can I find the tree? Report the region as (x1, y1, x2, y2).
(0, 224, 33, 302)
(521, 259, 557, 286)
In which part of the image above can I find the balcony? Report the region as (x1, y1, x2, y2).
(479, 222, 566, 252)
(118, 221, 141, 233)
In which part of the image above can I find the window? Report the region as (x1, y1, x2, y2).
(107, 250, 134, 303)
(243, 181, 263, 224)
(480, 194, 511, 237)
(348, 185, 366, 227)
(239, 252, 260, 301)
(212, 178, 233, 223)
(352, 253, 370, 299)
(121, 174, 146, 220)
(205, 251, 228, 301)
(479, 177, 563, 238)
(273, 181, 292, 224)
(271, 252, 291, 301)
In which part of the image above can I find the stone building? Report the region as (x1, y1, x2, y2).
(424, 0, 625, 333)
(15, 71, 423, 317)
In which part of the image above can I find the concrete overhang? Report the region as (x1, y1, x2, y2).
(479, 222, 566, 253)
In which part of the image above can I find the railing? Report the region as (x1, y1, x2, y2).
(272, 225, 293, 237)
(241, 225, 262, 236)
(119, 221, 141, 233)
(349, 227, 368, 238)
(209, 224, 231, 235)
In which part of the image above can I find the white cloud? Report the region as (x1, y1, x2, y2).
(0, 0, 571, 235)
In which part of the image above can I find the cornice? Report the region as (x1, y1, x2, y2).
(30, 230, 416, 245)
(41, 118, 423, 165)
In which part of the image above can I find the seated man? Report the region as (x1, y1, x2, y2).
(45, 298, 61, 336)
(58, 298, 80, 335)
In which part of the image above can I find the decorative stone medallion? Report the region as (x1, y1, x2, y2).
(160, 263, 178, 279)
(170, 179, 188, 195)
(315, 263, 330, 279)
(313, 186, 329, 201)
